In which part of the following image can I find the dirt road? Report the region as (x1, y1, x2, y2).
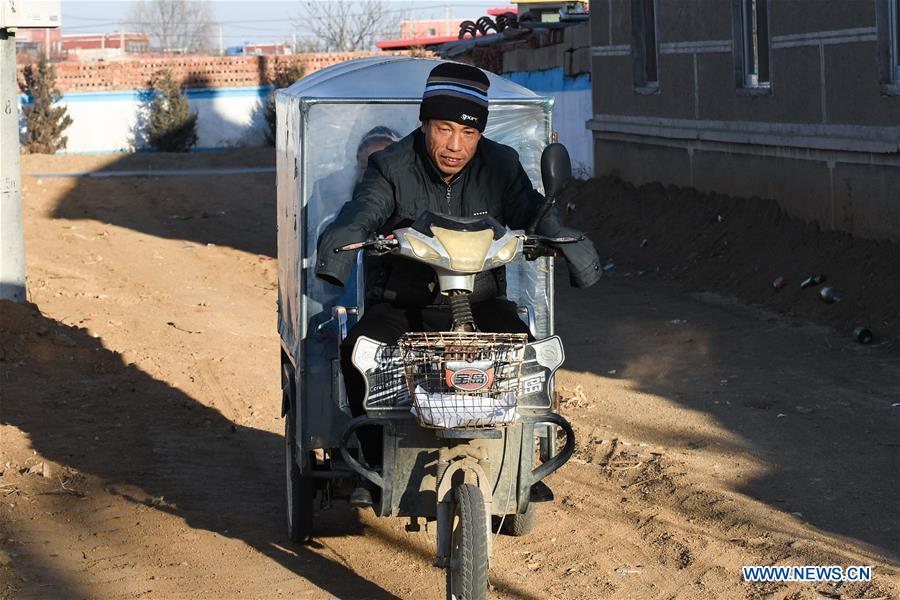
(1, 152, 897, 599)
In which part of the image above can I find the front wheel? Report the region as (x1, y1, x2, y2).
(446, 483, 489, 600)
(285, 408, 314, 542)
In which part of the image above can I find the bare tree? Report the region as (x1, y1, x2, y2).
(297, 1, 398, 52)
(126, 0, 215, 54)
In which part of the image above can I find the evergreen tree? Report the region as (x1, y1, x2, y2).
(21, 54, 73, 154)
(147, 69, 198, 152)
(264, 63, 305, 146)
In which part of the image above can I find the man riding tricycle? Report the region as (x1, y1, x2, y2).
(276, 58, 600, 599)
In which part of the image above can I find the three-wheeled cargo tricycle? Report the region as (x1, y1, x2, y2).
(275, 57, 576, 600)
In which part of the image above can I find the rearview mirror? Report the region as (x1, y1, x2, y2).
(540, 143, 572, 199)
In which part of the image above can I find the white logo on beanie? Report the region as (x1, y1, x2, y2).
(460, 114, 479, 122)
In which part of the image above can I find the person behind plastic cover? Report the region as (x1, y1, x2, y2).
(310, 126, 403, 243)
(315, 62, 602, 508)
(355, 127, 401, 183)
(308, 126, 403, 309)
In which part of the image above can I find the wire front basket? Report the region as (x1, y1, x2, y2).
(397, 332, 529, 429)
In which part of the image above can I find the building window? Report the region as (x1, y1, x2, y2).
(733, 0, 771, 90)
(631, 0, 659, 91)
(427, 27, 437, 36)
(877, 0, 900, 89)
(891, 0, 900, 81)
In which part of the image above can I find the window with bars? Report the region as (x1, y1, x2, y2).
(631, 0, 659, 91)
(732, 0, 771, 90)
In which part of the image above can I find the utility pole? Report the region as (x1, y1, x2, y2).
(0, 28, 26, 301)
(1, 2, 60, 303)
(292, 30, 297, 54)
(219, 23, 224, 55)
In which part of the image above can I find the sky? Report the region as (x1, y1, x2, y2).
(61, 0, 511, 48)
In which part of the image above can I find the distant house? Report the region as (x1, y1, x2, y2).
(14, 27, 63, 58)
(401, 19, 459, 39)
(377, 19, 464, 51)
(588, 0, 900, 241)
(227, 42, 292, 56)
(16, 30, 150, 60)
(61, 33, 151, 60)
(243, 43, 292, 56)
(516, 0, 588, 23)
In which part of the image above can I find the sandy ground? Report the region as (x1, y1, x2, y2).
(1, 151, 898, 600)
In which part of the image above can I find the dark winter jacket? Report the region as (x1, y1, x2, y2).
(315, 129, 601, 306)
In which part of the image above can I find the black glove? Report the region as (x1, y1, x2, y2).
(552, 225, 602, 289)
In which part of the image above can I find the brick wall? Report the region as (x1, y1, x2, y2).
(17, 51, 413, 93)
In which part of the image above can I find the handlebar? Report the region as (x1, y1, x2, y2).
(522, 234, 584, 245)
(521, 234, 583, 259)
(332, 232, 583, 260)
(334, 235, 398, 253)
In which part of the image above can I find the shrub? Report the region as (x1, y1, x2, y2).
(147, 69, 198, 152)
(20, 54, 73, 154)
(264, 63, 305, 145)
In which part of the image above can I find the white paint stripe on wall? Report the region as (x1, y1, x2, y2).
(19, 87, 271, 153)
(21, 75, 594, 164)
(771, 27, 877, 44)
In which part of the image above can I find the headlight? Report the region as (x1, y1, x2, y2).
(405, 234, 442, 261)
(494, 237, 519, 263)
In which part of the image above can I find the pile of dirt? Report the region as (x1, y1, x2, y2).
(568, 177, 900, 349)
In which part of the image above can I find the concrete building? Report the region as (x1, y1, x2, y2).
(588, 0, 900, 241)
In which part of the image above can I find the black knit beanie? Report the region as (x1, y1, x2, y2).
(419, 63, 490, 132)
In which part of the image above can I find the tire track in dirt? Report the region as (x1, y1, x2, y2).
(548, 403, 900, 600)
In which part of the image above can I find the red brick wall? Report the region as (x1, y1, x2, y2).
(17, 51, 413, 92)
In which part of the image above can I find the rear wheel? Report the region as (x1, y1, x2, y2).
(285, 407, 314, 542)
(446, 484, 488, 600)
(501, 502, 536, 537)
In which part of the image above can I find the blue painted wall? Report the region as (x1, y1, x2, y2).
(505, 68, 593, 176)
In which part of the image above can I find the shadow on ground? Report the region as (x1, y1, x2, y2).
(0, 300, 396, 598)
(43, 149, 277, 257)
(554, 273, 900, 560)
